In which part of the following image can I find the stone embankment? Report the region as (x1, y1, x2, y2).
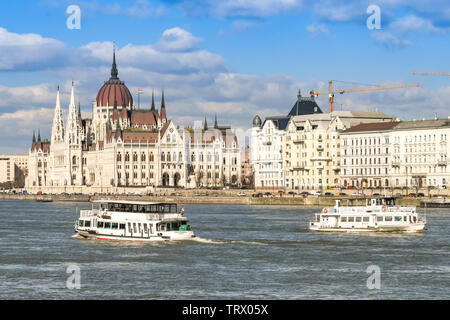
(0, 193, 425, 207)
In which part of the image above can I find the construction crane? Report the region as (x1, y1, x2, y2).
(309, 80, 420, 113)
(413, 71, 450, 76)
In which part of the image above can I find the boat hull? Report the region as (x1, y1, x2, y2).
(309, 223, 425, 233)
(75, 230, 195, 242)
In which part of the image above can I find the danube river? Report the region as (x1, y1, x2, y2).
(0, 200, 448, 299)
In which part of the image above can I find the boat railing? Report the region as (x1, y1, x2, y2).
(146, 213, 182, 220)
(80, 209, 100, 217)
(324, 205, 416, 215)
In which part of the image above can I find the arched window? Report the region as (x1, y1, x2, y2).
(149, 152, 154, 162)
(161, 152, 165, 161)
(133, 153, 138, 161)
(117, 153, 122, 162)
(167, 153, 171, 162)
(125, 153, 130, 162)
(179, 152, 182, 162)
(141, 152, 146, 161)
(72, 156, 77, 165)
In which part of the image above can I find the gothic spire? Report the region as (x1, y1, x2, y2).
(32, 130, 36, 143)
(151, 90, 155, 111)
(214, 113, 218, 129)
(160, 89, 167, 120)
(51, 86, 65, 142)
(111, 44, 118, 79)
(37, 129, 41, 142)
(203, 116, 208, 131)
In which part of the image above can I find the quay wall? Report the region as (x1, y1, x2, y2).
(0, 193, 425, 207)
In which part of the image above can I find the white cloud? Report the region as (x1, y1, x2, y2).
(371, 14, 449, 48)
(156, 27, 203, 52)
(306, 23, 329, 36)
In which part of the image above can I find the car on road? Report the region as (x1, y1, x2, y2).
(237, 192, 246, 197)
(311, 190, 321, 196)
(351, 192, 363, 197)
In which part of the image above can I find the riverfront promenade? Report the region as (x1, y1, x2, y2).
(0, 192, 432, 207)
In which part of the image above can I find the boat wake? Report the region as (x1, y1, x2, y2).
(191, 237, 268, 246)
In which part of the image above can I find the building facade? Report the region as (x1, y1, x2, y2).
(26, 51, 241, 194)
(251, 89, 395, 191)
(340, 119, 450, 191)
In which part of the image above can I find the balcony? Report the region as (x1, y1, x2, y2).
(316, 145, 324, 151)
(311, 156, 331, 162)
(391, 162, 400, 167)
(262, 141, 272, 146)
(293, 138, 305, 144)
(437, 160, 448, 166)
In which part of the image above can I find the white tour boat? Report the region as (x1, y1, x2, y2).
(309, 197, 426, 233)
(74, 200, 195, 241)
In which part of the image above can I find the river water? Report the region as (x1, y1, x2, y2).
(0, 200, 448, 299)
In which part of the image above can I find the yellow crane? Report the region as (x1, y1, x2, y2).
(309, 80, 420, 113)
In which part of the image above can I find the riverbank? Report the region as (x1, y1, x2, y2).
(0, 193, 426, 207)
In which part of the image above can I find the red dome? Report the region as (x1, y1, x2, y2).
(96, 49, 133, 107)
(96, 79, 133, 107)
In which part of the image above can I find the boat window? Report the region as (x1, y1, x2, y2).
(104, 222, 111, 228)
(112, 223, 118, 229)
(363, 217, 370, 222)
(377, 216, 383, 222)
(119, 224, 125, 230)
(171, 204, 177, 212)
(108, 203, 114, 211)
(355, 217, 362, 222)
(348, 217, 355, 222)
(133, 223, 137, 233)
(149, 224, 154, 233)
(385, 216, 392, 222)
(79, 220, 84, 227)
(164, 205, 171, 213)
(133, 205, 138, 212)
(85, 221, 91, 227)
(97, 221, 104, 228)
(128, 223, 132, 233)
(341, 217, 347, 222)
(403, 216, 408, 222)
(394, 216, 402, 222)
(138, 223, 142, 233)
(100, 204, 106, 210)
(144, 224, 148, 232)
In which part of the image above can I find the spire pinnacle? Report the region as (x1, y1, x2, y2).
(111, 43, 118, 79)
(203, 116, 208, 131)
(37, 129, 41, 142)
(32, 130, 36, 143)
(214, 113, 218, 129)
(151, 90, 155, 111)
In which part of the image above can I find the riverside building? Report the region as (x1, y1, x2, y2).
(340, 118, 450, 191)
(251, 90, 394, 191)
(25, 51, 241, 194)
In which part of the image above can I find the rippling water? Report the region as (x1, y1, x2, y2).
(0, 200, 449, 299)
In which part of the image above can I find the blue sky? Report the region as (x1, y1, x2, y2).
(0, 0, 449, 153)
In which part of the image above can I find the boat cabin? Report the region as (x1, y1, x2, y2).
(93, 200, 180, 214)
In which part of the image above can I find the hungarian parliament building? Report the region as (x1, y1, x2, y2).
(25, 51, 241, 193)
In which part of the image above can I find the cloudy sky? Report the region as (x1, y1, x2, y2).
(0, 0, 449, 154)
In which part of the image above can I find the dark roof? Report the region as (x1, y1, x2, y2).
(344, 121, 399, 133)
(265, 116, 291, 130)
(288, 94, 323, 116)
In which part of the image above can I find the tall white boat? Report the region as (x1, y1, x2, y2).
(74, 200, 195, 241)
(309, 197, 426, 233)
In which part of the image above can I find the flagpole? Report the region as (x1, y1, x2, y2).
(138, 88, 140, 109)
